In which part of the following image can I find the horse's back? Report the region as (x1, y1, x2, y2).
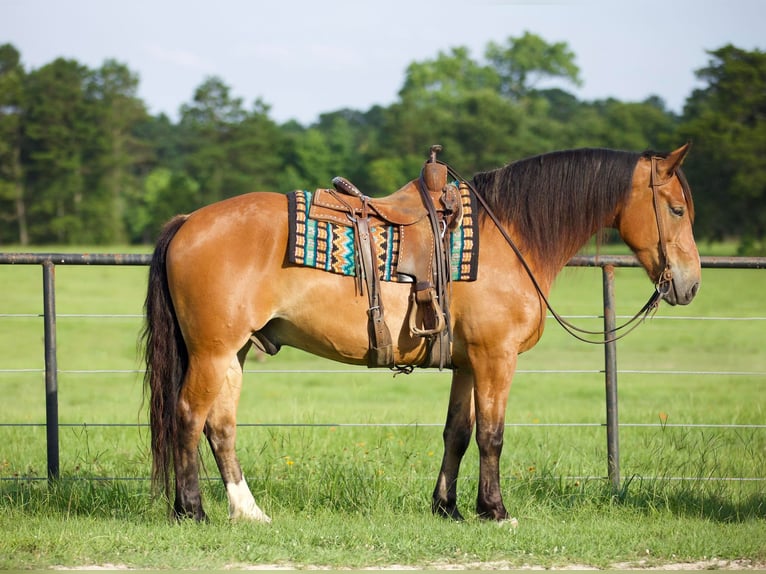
(172, 191, 287, 247)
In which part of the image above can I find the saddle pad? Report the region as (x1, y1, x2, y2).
(287, 183, 479, 282)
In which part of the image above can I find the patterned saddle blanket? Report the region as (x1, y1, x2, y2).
(287, 183, 479, 282)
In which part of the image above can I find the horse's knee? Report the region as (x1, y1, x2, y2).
(476, 424, 505, 455)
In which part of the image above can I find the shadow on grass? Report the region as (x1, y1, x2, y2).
(617, 475, 766, 523)
(504, 473, 766, 523)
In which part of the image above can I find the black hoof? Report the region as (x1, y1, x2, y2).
(476, 505, 509, 521)
(173, 501, 208, 523)
(432, 500, 465, 521)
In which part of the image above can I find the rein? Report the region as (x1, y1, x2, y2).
(443, 161, 673, 345)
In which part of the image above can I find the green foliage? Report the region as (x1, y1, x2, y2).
(485, 31, 582, 100)
(0, 37, 764, 248)
(126, 167, 200, 243)
(0, 44, 26, 245)
(678, 45, 766, 252)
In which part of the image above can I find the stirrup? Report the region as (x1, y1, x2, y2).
(408, 283, 446, 337)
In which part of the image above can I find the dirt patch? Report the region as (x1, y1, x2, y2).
(55, 559, 765, 571)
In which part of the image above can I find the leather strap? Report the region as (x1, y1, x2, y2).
(650, 156, 674, 296)
(414, 155, 453, 370)
(354, 211, 394, 367)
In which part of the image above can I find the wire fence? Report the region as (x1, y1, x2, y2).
(1, 253, 765, 486)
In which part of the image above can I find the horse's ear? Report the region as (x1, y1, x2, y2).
(659, 142, 692, 176)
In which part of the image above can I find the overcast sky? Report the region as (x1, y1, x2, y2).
(1, 0, 763, 125)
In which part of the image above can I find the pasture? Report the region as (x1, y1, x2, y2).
(0, 246, 764, 569)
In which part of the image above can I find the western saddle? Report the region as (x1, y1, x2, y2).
(308, 145, 463, 371)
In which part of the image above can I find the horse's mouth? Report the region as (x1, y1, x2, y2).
(662, 279, 700, 306)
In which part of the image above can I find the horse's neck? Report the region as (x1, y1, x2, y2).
(506, 217, 613, 288)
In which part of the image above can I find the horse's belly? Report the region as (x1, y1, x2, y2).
(261, 271, 428, 366)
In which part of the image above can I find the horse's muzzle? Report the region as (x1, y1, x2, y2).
(663, 278, 700, 306)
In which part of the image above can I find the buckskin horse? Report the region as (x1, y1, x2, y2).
(142, 144, 700, 523)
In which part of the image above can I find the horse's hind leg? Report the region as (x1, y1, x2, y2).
(204, 344, 271, 522)
(173, 351, 239, 521)
(432, 370, 475, 520)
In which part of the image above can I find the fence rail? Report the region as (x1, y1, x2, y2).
(1, 252, 765, 489)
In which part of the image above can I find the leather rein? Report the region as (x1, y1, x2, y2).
(442, 157, 675, 345)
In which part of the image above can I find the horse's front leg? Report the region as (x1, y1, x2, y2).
(473, 354, 516, 520)
(432, 369, 475, 520)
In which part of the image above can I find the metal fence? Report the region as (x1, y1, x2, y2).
(1, 252, 764, 491)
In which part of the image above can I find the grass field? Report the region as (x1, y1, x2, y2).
(0, 244, 764, 569)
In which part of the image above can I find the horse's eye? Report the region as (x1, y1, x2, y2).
(670, 205, 685, 217)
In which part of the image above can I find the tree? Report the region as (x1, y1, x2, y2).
(0, 44, 27, 244)
(678, 45, 766, 251)
(179, 77, 244, 205)
(227, 98, 285, 193)
(399, 46, 500, 106)
(22, 57, 97, 243)
(383, 47, 514, 179)
(86, 60, 150, 242)
(126, 167, 200, 243)
(485, 32, 582, 101)
(552, 97, 677, 151)
(179, 78, 284, 204)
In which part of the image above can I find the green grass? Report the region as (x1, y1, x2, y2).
(0, 246, 764, 569)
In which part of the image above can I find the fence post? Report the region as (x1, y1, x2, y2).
(42, 260, 60, 481)
(602, 264, 620, 494)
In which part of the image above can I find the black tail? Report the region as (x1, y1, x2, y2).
(141, 215, 188, 500)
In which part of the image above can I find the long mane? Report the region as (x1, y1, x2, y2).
(472, 148, 642, 268)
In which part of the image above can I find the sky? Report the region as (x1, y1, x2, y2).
(1, 0, 763, 125)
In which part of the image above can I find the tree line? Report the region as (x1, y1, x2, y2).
(0, 33, 764, 252)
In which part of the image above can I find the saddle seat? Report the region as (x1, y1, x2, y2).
(309, 167, 462, 229)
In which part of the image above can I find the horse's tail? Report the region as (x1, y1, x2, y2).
(141, 214, 189, 500)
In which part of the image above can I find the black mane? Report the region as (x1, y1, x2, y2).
(472, 148, 643, 267)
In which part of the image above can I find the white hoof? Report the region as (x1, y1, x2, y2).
(226, 477, 271, 523)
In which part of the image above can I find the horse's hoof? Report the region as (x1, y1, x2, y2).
(230, 508, 272, 523)
(476, 506, 510, 522)
(432, 501, 464, 521)
(173, 509, 208, 523)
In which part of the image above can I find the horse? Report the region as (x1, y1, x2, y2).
(142, 144, 700, 523)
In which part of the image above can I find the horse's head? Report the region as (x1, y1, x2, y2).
(616, 143, 701, 306)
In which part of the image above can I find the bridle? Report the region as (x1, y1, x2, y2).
(443, 157, 678, 345)
(650, 155, 675, 300)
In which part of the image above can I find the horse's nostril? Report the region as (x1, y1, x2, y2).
(689, 282, 700, 298)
